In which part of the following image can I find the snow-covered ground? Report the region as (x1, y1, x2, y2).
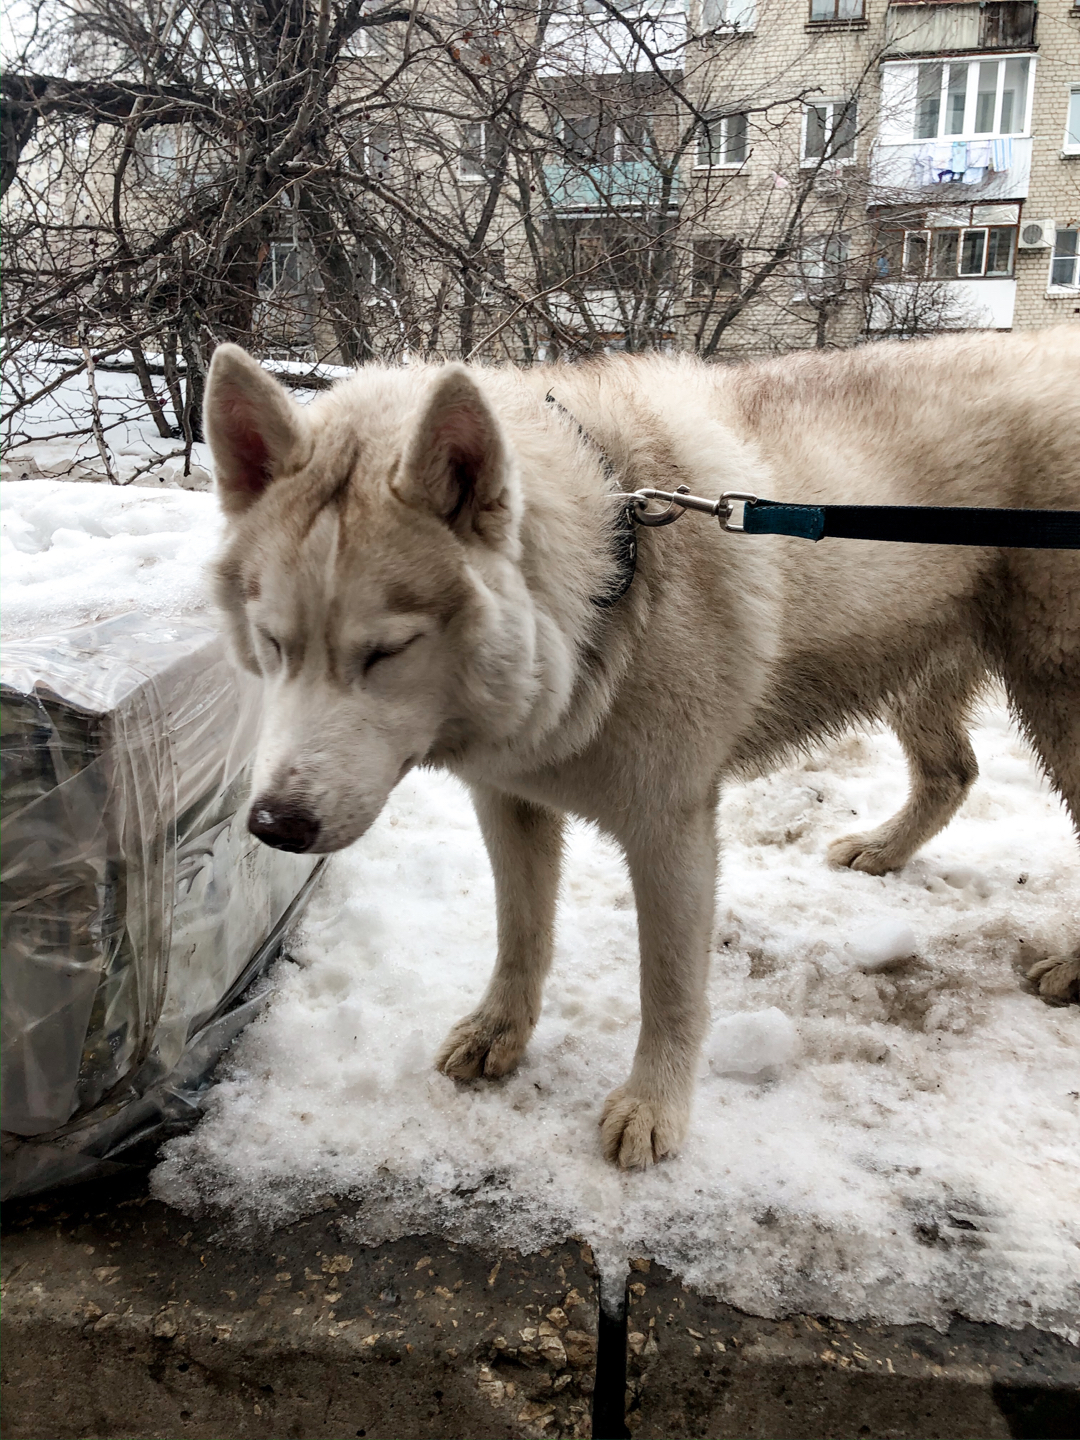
(2, 477, 1078, 1339)
(0, 479, 222, 636)
(2, 352, 215, 488)
(1, 349, 343, 489)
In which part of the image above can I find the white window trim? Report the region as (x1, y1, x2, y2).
(699, 0, 756, 34)
(694, 113, 749, 170)
(459, 121, 488, 181)
(1046, 228, 1080, 295)
(895, 221, 1017, 280)
(801, 100, 857, 167)
(883, 55, 1037, 144)
(1063, 85, 1080, 155)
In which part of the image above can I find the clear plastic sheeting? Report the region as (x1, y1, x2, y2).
(1, 612, 321, 1197)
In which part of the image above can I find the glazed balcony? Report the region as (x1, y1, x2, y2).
(885, 2, 1036, 56)
(542, 160, 678, 213)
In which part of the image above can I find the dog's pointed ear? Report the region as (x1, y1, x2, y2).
(204, 343, 313, 517)
(396, 366, 514, 544)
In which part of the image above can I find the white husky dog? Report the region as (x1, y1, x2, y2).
(205, 330, 1079, 1169)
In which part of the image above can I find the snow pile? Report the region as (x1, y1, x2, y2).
(154, 714, 1080, 1339)
(0, 479, 222, 636)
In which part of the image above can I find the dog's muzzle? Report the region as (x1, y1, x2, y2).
(248, 800, 321, 853)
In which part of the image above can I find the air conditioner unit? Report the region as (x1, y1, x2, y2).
(1018, 219, 1055, 250)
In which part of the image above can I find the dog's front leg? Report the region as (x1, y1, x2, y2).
(435, 787, 564, 1079)
(602, 799, 718, 1169)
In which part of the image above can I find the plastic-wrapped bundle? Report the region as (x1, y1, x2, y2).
(1, 613, 321, 1197)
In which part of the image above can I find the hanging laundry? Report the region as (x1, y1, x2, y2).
(962, 167, 987, 184)
(990, 137, 1014, 171)
(928, 140, 953, 183)
(967, 139, 992, 168)
(950, 140, 968, 173)
(910, 142, 936, 186)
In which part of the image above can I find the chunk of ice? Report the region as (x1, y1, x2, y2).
(707, 1007, 800, 1076)
(847, 920, 918, 973)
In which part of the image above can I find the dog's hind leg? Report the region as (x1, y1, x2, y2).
(1004, 671, 1080, 1005)
(435, 788, 565, 1079)
(601, 793, 718, 1170)
(828, 677, 979, 876)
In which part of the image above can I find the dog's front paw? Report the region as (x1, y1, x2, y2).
(434, 1011, 531, 1080)
(1027, 955, 1080, 1005)
(600, 1086, 687, 1170)
(827, 831, 907, 875)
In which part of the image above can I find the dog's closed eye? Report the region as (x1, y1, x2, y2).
(257, 628, 282, 662)
(362, 633, 422, 675)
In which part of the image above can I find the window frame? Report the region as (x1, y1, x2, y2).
(886, 56, 1035, 144)
(1064, 86, 1080, 155)
(801, 99, 858, 166)
(459, 121, 489, 180)
(360, 128, 396, 178)
(808, 0, 864, 21)
(695, 112, 749, 169)
(690, 236, 742, 297)
(261, 240, 302, 294)
(1048, 229, 1080, 292)
(884, 217, 1018, 281)
(700, 0, 756, 33)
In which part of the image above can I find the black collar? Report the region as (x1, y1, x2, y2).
(544, 390, 637, 608)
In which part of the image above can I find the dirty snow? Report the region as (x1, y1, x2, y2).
(1, 478, 1077, 1338)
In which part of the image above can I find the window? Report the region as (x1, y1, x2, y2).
(135, 127, 178, 181)
(696, 112, 748, 167)
(800, 234, 849, 288)
(262, 242, 301, 293)
(358, 129, 395, 178)
(692, 238, 741, 296)
(802, 100, 857, 163)
(357, 242, 395, 293)
(809, 0, 864, 20)
(558, 112, 644, 164)
(460, 122, 489, 179)
(1065, 87, 1080, 154)
(344, 0, 394, 56)
(891, 57, 1032, 143)
(879, 209, 1018, 280)
(701, 0, 755, 30)
(567, 219, 652, 290)
(1050, 230, 1079, 290)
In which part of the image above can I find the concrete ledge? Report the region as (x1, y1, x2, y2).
(1, 1179, 596, 1440)
(623, 1261, 1080, 1440)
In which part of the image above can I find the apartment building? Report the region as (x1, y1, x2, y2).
(57, 0, 1070, 359)
(608, 0, 1080, 349)
(365, 0, 1080, 357)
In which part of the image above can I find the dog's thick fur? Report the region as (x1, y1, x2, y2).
(206, 330, 1080, 1169)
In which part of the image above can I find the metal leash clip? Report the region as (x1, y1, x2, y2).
(629, 487, 759, 532)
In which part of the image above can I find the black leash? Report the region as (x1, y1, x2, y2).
(544, 390, 1080, 617)
(631, 487, 1080, 551)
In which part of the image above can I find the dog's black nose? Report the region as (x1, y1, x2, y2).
(248, 800, 321, 853)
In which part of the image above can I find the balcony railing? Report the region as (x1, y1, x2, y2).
(542, 160, 678, 212)
(885, 2, 1036, 55)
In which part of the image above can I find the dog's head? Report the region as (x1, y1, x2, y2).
(205, 344, 536, 853)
